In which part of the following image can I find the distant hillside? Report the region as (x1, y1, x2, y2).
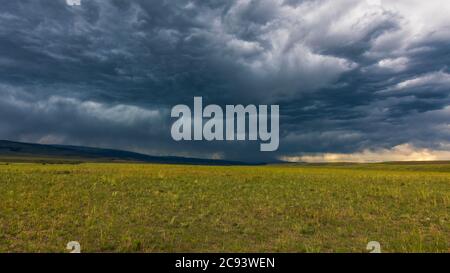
(0, 140, 259, 165)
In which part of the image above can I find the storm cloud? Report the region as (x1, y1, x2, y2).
(1, 0, 449, 162)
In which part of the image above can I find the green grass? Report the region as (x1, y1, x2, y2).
(0, 162, 448, 253)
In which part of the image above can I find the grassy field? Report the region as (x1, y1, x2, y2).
(0, 162, 448, 253)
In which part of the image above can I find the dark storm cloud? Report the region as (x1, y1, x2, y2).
(0, 0, 450, 161)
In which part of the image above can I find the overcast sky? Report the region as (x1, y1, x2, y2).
(1, 0, 450, 162)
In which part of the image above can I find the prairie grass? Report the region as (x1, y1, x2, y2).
(0, 162, 448, 252)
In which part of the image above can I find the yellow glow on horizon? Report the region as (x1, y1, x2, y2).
(281, 143, 450, 163)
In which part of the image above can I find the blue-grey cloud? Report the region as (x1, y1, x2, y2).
(0, 0, 449, 161)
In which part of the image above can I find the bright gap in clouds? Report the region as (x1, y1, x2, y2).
(282, 144, 450, 163)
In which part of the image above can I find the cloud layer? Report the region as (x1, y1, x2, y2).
(1, 0, 450, 162)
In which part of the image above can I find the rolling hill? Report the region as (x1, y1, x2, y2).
(0, 140, 257, 165)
